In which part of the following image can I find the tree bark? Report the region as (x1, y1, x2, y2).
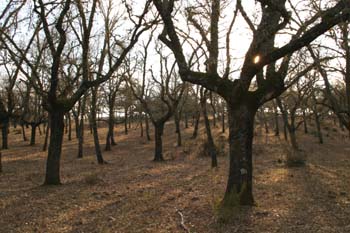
(21, 123, 27, 141)
(30, 124, 37, 146)
(201, 93, 217, 167)
(154, 123, 165, 161)
(44, 111, 65, 185)
(174, 111, 182, 147)
(43, 121, 50, 151)
(1, 119, 9, 149)
(91, 90, 105, 164)
(191, 111, 200, 139)
(224, 103, 256, 206)
(145, 115, 151, 141)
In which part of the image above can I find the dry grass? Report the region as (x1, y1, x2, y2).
(0, 121, 350, 233)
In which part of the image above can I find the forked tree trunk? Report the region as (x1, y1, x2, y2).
(154, 123, 165, 161)
(44, 111, 65, 185)
(224, 103, 256, 206)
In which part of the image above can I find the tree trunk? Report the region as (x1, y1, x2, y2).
(174, 112, 182, 147)
(43, 122, 50, 151)
(154, 123, 165, 161)
(21, 123, 27, 141)
(302, 110, 308, 134)
(44, 111, 65, 185)
(273, 101, 279, 136)
(105, 103, 116, 151)
(0, 151, 2, 173)
(201, 95, 218, 167)
(2, 119, 9, 149)
(67, 113, 72, 141)
(124, 107, 128, 135)
(224, 104, 256, 206)
(30, 124, 36, 146)
(185, 113, 189, 128)
(91, 90, 105, 164)
(191, 111, 200, 139)
(145, 115, 151, 141)
(221, 107, 225, 133)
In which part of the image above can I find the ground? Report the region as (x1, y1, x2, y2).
(1, 121, 350, 233)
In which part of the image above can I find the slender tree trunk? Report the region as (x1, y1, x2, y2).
(21, 123, 27, 141)
(224, 104, 256, 206)
(91, 90, 105, 164)
(44, 111, 65, 185)
(201, 96, 218, 168)
(77, 96, 86, 158)
(154, 123, 165, 161)
(191, 111, 200, 139)
(43, 121, 50, 151)
(289, 112, 299, 151)
(124, 107, 128, 135)
(105, 102, 116, 151)
(185, 113, 189, 128)
(67, 113, 72, 141)
(0, 151, 2, 173)
(145, 115, 151, 141)
(302, 110, 308, 134)
(30, 124, 36, 146)
(2, 119, 9, 149)
(273, 101, 280, 136)
(222, 106, 225, 133)
(174, 112, 182, 147)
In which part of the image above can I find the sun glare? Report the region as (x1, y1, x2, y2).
(253, 55, 261, 64)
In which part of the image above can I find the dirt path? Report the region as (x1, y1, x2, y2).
(1, 123, 350, 233)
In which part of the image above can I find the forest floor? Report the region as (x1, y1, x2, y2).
(1, 121, 350, 233)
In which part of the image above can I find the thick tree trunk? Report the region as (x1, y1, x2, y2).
(44, 111, 65, 185)
(154, 123, 165, 161)
(30, 124, 36, 146)
(224, 104, 256, 206)
(2, 119, 9, 149)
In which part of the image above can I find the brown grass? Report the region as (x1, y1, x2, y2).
(1, 121, 350, 232)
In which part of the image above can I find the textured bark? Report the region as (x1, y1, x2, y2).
(44, 111, 65, 185)
(224, 103, 256, 206)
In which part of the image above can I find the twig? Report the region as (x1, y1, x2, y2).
(175, 207, 191, 233)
